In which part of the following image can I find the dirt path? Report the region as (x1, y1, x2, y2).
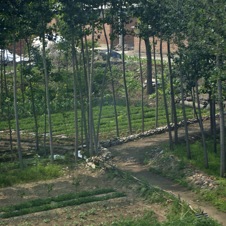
(1, 119, 225, 225)
(109, 122, 226, 226)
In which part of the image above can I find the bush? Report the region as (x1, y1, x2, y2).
(0, 162, 63, 188)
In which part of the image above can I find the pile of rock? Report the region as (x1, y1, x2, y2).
(99, 117, 213, 148)
(149, 150, 219, 191)
(187, 172, 218, 190)
(86, 147, 114, 169)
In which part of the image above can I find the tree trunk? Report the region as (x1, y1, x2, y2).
(102, 13, 119, 138)
(139, 37, 145, 132)
(71, 37, 79, 161)
(76, 37, 86, 156)
(13, 40, 23, 168)
(29, 80, 39, 152)
(144, 37, 153, 95)
(2, 51, 13, 158)
(179, 55, 191, 159)
(0, 50, 3, 115)
(80, 36, 89, 151)
(195, 82, 209, 169)
(88, 36, 94, 155)
(122, 33, 132, 134)
(209, 92, 217, 154)
(42, 33, 54, 162)
(153, 36, 159, 128)
(96, 17, 120, 143)
(218, 79, 225, 177)
(96, 74, 106, 147)
(110, 68, 120, 137)
(217, 53, 226, 176)
(167, 40, 178, 144)
(26, 39, 39, 152)
(191, 87, 198, 119)
(19, 39, 25, 107)
(96, 53, 108, 147)
(160, 39, 173, 149)
(87, 24, 97, 155)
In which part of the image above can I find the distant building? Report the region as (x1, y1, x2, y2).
(87, 17, 177, 55)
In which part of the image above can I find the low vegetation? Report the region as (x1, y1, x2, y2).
(0, 132, 222, 226)
(0, 161, 63, 187)
(1, 0, 226, 224)
(0, 104, 199, 140)
(148, 136, 226, 213)
(0, 188, 124, 218)
(105, 168, 221, 226)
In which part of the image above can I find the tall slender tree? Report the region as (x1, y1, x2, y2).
(102, 8, 120, 137)
(184, 0, 226, 174)
(160, 39, 173, 149)
(2, 0, 26, 167)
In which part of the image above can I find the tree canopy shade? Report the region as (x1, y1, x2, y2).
(182, 0, 226, 175)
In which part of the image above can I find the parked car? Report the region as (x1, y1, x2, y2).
(96, 49, 121, 61)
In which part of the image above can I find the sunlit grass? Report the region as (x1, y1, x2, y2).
(0, 104, 199, 141)
(0, 161, 63, 187)
(173, 138, 220, 176)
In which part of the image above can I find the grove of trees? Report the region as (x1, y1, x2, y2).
(0, 0, 225, 176)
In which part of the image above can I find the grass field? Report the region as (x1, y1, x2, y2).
(0, 103, 203, 142)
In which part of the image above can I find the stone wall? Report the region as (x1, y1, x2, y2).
(99, 116, 213, 148)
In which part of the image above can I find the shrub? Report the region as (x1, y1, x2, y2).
(0, 163, 63, 188)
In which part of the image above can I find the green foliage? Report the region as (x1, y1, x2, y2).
(173, 138, 220, 176)
(107, 209, 220, 226)
(162, 216, 220, 226)
(0, 188, 115, 213)
(0, 103, 197, 141)
(165, 135, 226, 212)
(0, 188, 125, 218)
(199, 179, 226, 212)
(138, 182, 167, 204)
(0, 162, 62, 187)
(148, 186, 220, 226)
(106, 190, 220, 226)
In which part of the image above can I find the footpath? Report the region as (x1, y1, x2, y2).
(109, 122, 226, 226)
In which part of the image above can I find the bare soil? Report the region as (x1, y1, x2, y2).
(0, 163, 167, 226)
(0, 120, 226, 226)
